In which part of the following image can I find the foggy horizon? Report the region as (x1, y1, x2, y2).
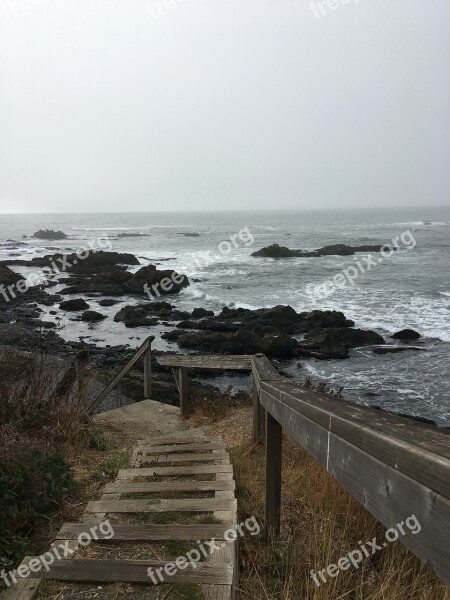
(1, 0, 449, 214)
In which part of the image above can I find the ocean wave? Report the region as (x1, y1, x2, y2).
(393, 221, 448, 227)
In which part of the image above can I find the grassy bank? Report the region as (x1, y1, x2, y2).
(0, 350, 127, 580)
(190, 403, 449, 600)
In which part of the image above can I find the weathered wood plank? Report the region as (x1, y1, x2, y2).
(158, 355, 252, 370)
(143, 346, 152, 399)
(104, 480, 235, 493)
(328, 435, 450, 587)
(86, 498, 238, 513)
(136, 435, 219, 447)
(179, 366, 190, 416)
(260, 389, 329, 467)
(138, 452, 228, 464)
(56, 523, 232, 541)
(260, 383, 450, 586)
(204, 452, 237, 600)
(139, 442, 225, 455)
(261, 381, 450, 499)
(88, 336, 154, 413)
(265, 412, 282, 541)
(40, 560, 233, 585)
(118, 464, 233, 478)
(253, 379, 265, 444)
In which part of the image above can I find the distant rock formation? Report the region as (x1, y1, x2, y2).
(252, 242, 385, 258)
(32, 229, 68, 240)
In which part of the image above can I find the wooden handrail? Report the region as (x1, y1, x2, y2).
(250, 354, 450, 587)
(157, 354, 252, 416)
(88, 336, 154, 414)
(51, 350, 90, 400)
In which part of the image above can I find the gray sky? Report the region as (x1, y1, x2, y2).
(0, 0, 449, 213)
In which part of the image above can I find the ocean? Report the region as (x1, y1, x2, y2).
(1, 206, 449, 425)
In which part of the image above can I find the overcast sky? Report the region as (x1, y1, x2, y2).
(0, 0, 449, 214)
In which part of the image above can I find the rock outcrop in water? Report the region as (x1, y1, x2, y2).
(32, 229, 68, 240)
(252, 243, 385, 258)
(123, 265, 190, 296)
(162, 304, 384, 360)
(391, 329, 421, 341)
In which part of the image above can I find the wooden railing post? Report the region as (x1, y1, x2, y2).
(265, 412, 282, 541)
(144, 344, 152, 400)
(253, 378, 265, 445)
(179, 367, 190, 417)
(115, 382, 123, 408)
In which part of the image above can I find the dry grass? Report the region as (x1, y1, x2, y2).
(0, 350, 128, 575)
(192, 406, 450, 600)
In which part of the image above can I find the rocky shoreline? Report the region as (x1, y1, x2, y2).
(1, 246, 434, 422)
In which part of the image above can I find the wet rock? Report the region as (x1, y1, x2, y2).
(391, 329, 421, 341)
(177, 328, 299, 358)
(191, 308, 214, 319)
(252, 242, 385, 258)
(0, 265, 23, 288)
(60, 298, 90, 311)
(162, 329, 187, 342)
(114, 305, 161, 328)
(98, 298, 120, 307)
(297, 327, 385, 360)
(218, 305, 353, 334)
(32, 229, 67, 240)
(123, 265, 189, 296)
(373, 346, 424, 355)
(81, 310, 107, 322)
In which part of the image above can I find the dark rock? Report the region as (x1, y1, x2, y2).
(124, 265, 189, 296)
(191, 308, 214, 319)
(98, 299, 119, 307)
(81, 310, 107, 322)
(0, 265, 23, 288)
(218, 305, 353, 334)
(60, 298, 90, 311)
(162, 329, 187, 342)
(297, 327, 385, 360)
(117, 233, 150, 238)
(252, 242, 385, 258)
(114, 305, 161, 328)
(24, 319, 57, 329)
(177, 327, 299, 358)
(391, 329, 421, 341)
(32, 229, 67, 240)
(373, 346, 425, 355)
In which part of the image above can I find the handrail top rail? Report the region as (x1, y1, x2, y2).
(157, 354, 252, 370)
(251, 357, 450, 456)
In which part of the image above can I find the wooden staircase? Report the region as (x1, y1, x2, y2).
(3, 431, 238, 599)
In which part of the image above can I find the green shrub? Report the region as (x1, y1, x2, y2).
(0, 450, 75, 569)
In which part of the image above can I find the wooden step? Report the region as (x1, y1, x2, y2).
(56, 523, 232, 542)
(118, 464, 233, 479)
(39, 559, 233, 585)
(137, 452, 228, 464)
(139, 442, 226, 455)
(86, 498, 237, 514)
(104, 480, 235, 494)
(137, 435, 220, 446)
